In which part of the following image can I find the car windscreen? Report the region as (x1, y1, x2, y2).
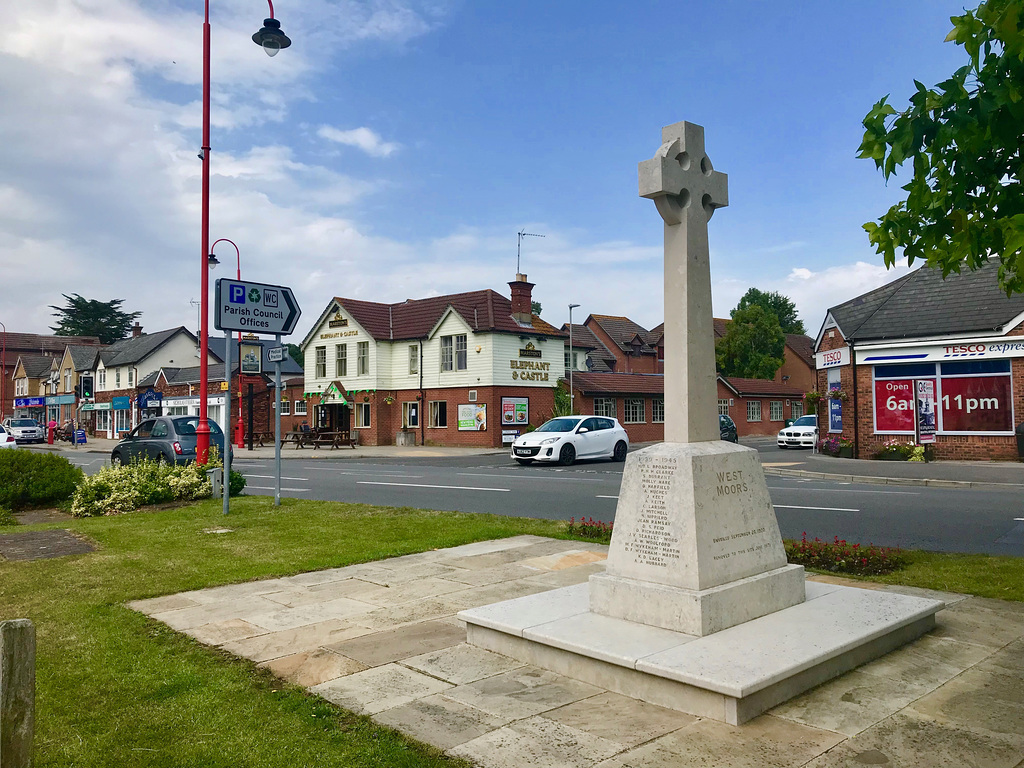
(794, 416, 817, 427)
(535, 418, 582, 433)
(10, 420, 37, 427)
(173, 418, 223, 436)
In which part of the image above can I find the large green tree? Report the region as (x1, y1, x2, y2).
(286, 343, 304, 369)
(858, 0, 1024, 295)
(731, 288, 805, 334)
(716, 304, 786, 380)
(50, 295, 141, 345)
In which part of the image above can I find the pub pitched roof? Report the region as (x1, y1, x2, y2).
(16, 354, 56, 379)
(568, 372, 665, 395)
(587, 315, 657, 353)
(718, 377, 806, 398)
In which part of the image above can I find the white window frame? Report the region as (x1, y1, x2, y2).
(294, 400, 307, 416)
(718, 398, 730, 415)
(429, 400, 447, 428)
(402, 401, 419, 428)
(357, 342, 369, 376)
(315, 346, 326, 378)
(624, 398, 645, 424)
(409, 345, 419, 375)
(790, 400, 804, 419)
(98, 368, 106, 389)
(455, 334, 468, 370)
(594, 397, 616, 418)
(279, 399, 290, 415)
(652, 398, 664, 423)
(64, 370, 72, 392)
(335, 344, 347, 378)
(747, 400, 762, 422)
(440, 336, 454, 372)
(769, 400, 784, 421)
(355, 402, 371, 428)
(115, 368, 121, 388)
(127, 368, 134, 387)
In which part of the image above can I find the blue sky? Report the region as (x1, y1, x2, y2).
(1, 0, 970, 341)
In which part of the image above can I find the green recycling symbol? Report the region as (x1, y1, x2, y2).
(248, 288, 262, 304)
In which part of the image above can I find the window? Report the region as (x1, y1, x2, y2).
(594, 397, 616, 418)
(747, 400, 762, 422)
(98, 368, 106, 389)
(355, 402, 371, 428)
(455, 334, 467, 370)
(652, 398, 665, 423)
(357, 342, 369, 375)
(769, 401, 784, 421)
(564, 351, 570, 369)
(295, 400, 307, 415)
(134, 420, 155, 439)
(827, 367, 841, 392)
(115, 369, 121, 388)
(403, 402, 419, 428)
(64, 370, 71, 391)
(127, 369, 133, 387)
(15, 379, 26, 396)
(790, 401, 804, 419)
(315, 346, 326, 378)
(96, 410, 110, 432)
(624, 398, 645, 423)
(429, 401, 447, 428)
(279, 400, 290, 415)
(335, 344, 347, 377)
(151, 421, 169, 438)
(409, 345, 419, 375)
(441, 336, 453, 371)
(718, 399, 730, 415)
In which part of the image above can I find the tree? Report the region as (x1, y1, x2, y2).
(715, 304, 786, 380)
(49, 295, 141, 345)
(531, 300, 542, 316)
(858, 0, 1024, 295)
(731, 288, 805, 334)
(286, 343, 304, 369)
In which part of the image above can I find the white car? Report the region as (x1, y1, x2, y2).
(0, 424, 18, 449)
(2, 418, 45, 444)
(511, 416, 629, 466)
(777, 415, 819, 448)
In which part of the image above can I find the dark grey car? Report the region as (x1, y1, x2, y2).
(719, 414, 738, 443)
(110, 417, 230, 466)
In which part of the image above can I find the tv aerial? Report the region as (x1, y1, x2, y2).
(517, 229, 545, 273)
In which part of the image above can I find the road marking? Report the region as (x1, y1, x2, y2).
(357, 481, 509, 493)
(596, 495, 619, 499)
(458, 472, 606, 483)
(774, 504, 860, 512)
(767, 487, 918, 496)
(245, 474, 308, 481)
(307, 468, 423, 477)
(246, 486, 309, 492)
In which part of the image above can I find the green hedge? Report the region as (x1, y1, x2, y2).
(0, 450, 83, 510)
(71, 460, 212, 517)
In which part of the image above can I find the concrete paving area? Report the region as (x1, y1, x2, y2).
(131, 535, 1024, 768)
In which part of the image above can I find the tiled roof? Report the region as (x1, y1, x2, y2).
(333, 290, 567, 342)
(2, 333, 103, 354)
(828, 260, 1024, 342)
(713, 318, 729, 338)
(68, 345, 101, 371)
(138, 364, 229, 388)
(648, 323, 664, 345)
(588, 315, 656, 353)
(17, 354, 55, 378)
(99, 327, 199, 367)
(569, 372, 665, 395)
(720, 377, 806, 397)
(784, 334, 815, 368)
(563, 323, 616, 361)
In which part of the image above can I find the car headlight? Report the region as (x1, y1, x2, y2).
(540, 437, 561, 445)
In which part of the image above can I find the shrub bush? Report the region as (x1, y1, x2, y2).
(0, 505, 16, 526)
(567, 516, 613, 543)
(786, 532, 909, 576)
(0, 450, 83, 510)
(229, 469, 246, 497)
(71, 459, 212, 517)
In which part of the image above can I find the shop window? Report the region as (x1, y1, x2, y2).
(355, 402, 371, 428)
(594, 397, 616, 418)
(335, 344, 347, 377)
(357, 342, 369, 375)
(652, 398, 664, 423)
(315, 346, 326, 378)
(294, 400, 307, 416)
(96, 410, 110, 432)
(624, 398, 645, 424)
(769, 401, 784, 421)
(718, 398, 730, 415)
(747, 400, 762, 422)
(401, 401, 416, 428)
(409, 345, 419, 375)
(429, 401, 447, 428)
(791, 401, 804, 419)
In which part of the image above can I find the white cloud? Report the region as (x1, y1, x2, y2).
(318, 126, 401, 158)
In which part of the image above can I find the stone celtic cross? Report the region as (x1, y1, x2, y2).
(639, 121, 728, 443)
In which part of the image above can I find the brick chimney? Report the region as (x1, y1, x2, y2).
(508, 273, 535, 325)
(132, 322, 143, 338)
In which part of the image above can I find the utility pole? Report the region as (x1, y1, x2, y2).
(517, 229, 545, 274)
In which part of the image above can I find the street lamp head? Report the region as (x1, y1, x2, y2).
(568, 303, 580, 310)
(207, 253, 221, 270)
(253, 18, 291, 56)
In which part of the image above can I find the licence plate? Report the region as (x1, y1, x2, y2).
(514, 448, 531, 455)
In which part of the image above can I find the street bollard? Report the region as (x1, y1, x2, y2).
(0, 619, 35, 768)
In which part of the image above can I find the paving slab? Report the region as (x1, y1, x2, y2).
(310, 663, 453, 715)
(518, 550, 607, 571)
(542, 691, 697, 748)
(443, 667, 602, 720)
(373, 693, 511, 751)
(349, 576, 468, 605)
(324, 620, 466, 666)
(908, 664, 1024, 739)
(184, 618, 267, 646)
(259, 647, 366, 687)
(401, 643, 523, 685)
(931, 599, 1024, 649)
(151, 595, 284, 631)
(127, 594, 201, 614)
(450, 714, 624, 768)
(246, 596, 376, 632)
(440, 562, 543, 587)
(219, 619, 373, 662)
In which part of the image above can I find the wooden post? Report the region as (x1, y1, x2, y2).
(0, 619, 35, 768)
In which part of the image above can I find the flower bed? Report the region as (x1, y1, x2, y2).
(817, 436, 854, 458)
(567, 516, 613, 543)
(873, 438, 933, 462)
(786, 532, 909, 575)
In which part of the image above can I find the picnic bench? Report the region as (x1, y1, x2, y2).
(284, 430, 356, 449)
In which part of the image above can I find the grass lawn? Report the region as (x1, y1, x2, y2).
(1, 496, 1021, 766)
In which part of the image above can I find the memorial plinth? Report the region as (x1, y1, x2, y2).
(460, 120, 943, 724)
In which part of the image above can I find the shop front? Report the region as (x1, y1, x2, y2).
(46, 394, 76, 425)
(162, 395, 228, 432)
(82, 397, 132, 439)
(13, 396, 46, 421)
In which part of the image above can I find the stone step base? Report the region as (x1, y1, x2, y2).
(458, 580, 943, 725)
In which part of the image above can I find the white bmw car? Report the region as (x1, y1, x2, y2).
(511, 416, 629, 466)
(777, 414, 819, 448)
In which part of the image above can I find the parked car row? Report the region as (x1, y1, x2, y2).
(0, 424, 18, 449)
(1, 418, 46, 443)
(110, 417, 231, 466)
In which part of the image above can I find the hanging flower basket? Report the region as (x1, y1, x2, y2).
(382, 396, 395, 405)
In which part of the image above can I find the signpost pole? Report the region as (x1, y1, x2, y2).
(223, 331, 231, 516)
(274, 333, 282, 507)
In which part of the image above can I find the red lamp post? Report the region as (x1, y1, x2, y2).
(196, 2, 291, 465)
(0, 321, 7, 422)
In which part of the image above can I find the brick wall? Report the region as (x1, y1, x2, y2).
(573, 393, 665, 444)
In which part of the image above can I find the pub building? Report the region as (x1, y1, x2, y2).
(814, 259, 1024, 461)
(299, 274, 567, 447)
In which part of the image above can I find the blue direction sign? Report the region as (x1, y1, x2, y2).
(214, 279, 301, 335)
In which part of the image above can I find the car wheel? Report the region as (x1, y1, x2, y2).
(558, 444, 576, 466)
(515, 458, 533, 465)
(613, 441, 627, 462)
(155, 453, 169, 465)
(110, 452, 123, 467)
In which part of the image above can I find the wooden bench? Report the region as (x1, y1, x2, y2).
(310, 431, 356, 450)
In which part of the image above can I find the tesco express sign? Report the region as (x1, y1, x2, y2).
(815, 346, 850, 369)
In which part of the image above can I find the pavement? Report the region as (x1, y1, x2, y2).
(131, 535, 1024, 768)
(28, 435, 1024, 490)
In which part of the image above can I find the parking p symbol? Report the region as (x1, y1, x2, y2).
(229, 284, 246, 304)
